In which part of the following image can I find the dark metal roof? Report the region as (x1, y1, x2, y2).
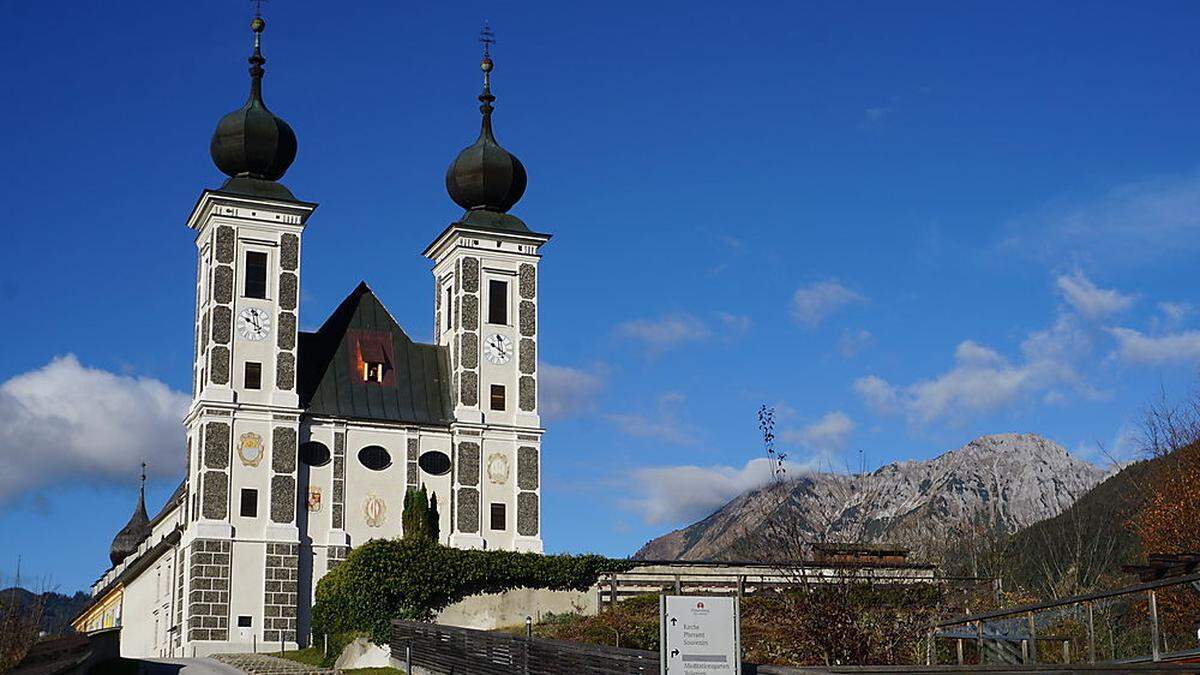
(108, 490, 150, 567)
(444, 54, 526, 214)
(298, 282, 454, 426)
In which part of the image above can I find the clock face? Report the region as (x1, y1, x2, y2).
(237, 307, 272, 341)
(484, 333, 513, 365)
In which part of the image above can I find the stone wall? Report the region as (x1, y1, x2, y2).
(186, 539, 231, 642)
(263, 542, 299, 643)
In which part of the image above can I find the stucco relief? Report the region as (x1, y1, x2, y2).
(237, 432, 264, 467)
(363, 493, 387, 527)
(486, 453, 510, 485)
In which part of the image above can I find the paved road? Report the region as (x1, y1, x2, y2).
(137, 657, 246, 675)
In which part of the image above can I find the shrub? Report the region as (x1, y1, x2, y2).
(311, 538, 631, 644)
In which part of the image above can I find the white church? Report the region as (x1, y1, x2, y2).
(73, 15, 547, 657)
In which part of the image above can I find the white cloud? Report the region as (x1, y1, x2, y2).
(622, 457, 816, 525)
(782, 411, 855, 453)
(1108, 327, 1200, 366)
(855, 315, 1090, 426)
(854, 375, 899, 414)
(539, 363, 605, 421)
(838, 328, 874, 357)
(616, 312, 749, 352)
(791, 281, 866, 327)
(1055, 270, 1134, 319)
(1152, 301, 1193, 332)
(0, 355, 189, 502)
(606, 392, 697, 445)
(1003, 171, 1200, 265)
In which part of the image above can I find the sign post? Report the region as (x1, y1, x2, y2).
(660, 595, 741, 674)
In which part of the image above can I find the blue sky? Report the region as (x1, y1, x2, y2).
(3, 0, 1200, 592)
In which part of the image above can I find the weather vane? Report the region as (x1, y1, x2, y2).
(252, 0, 268, 19)
(479, 21, 496, 58)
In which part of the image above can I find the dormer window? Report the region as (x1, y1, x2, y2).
(359, 340, 389, 383)
(364, 361, 384, 383)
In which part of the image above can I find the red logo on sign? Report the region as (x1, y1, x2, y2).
(696, 602, 705, 609)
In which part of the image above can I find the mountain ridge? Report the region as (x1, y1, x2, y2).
(633, 433, 1104, 561)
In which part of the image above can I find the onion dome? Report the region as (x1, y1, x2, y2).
(210, 16, 297, 184)
(109, 467, 150, 566)
(445, 39, 527, 214)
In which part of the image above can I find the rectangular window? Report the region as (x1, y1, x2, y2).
(244, 362, 262, 390)
(244, 251, 268, 299)
(490, 384, 506, 411)
(240, 488, 258, 518)
(490, 502, 507, 531)
(488, 279, 508, 325)
(444, 285, 453, 332)
(237, 615, 252, 628)
(363, 361, 384, 383)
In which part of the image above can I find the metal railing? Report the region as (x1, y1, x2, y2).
(929, 571, 1200, 666)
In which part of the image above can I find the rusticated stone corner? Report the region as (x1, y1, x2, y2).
(519, 301, 536, 337)
(270, 475, 296, 523)
(215, 226, 236, 264)
(519, 338, 535, 375)
(280, 233, 299, 271)
(519, 264, 536, 299)
(213, 265, 234, 304)
(460, 371, 478, 407)
(517, 446, 539, 490)
(519, 376, 536, 412)
(458, 442, 481, 485)
(204, 422, 231, 469)
(517, 492, 539, 536)
(272, 427, 297, 473)
(276, 352, 295, 390)
(462, 257, 479, 293)
(210, 346, 230, 385)
(457, 487, 479, 533)
(277, 311, 296, 350)
(278, 272, 298, 311)
(202, 470, 228, 519)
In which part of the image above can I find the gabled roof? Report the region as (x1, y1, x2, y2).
(297, 282, 454, 426)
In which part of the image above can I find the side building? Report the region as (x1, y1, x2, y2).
(74, 16, 550, 657)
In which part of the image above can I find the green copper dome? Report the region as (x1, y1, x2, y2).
(445, 55, 526, 213)
(210, 18, 297, 183)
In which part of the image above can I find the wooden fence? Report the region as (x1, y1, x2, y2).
(392, 620, 661, 674)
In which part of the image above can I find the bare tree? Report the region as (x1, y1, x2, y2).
(0, 565, 48, 673)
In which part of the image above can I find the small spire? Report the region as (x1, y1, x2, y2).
(477, 22, 497, 139)
(248, 12, 267, 99)
(139, 461, 147, 500)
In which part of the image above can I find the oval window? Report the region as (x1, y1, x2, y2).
(299, 441, 331, 467)
(418, 451, 452, 476)
(358, 445, 392, 471)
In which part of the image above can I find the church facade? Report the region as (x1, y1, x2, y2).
(74, 16, 548, 657)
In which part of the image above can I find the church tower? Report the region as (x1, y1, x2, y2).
(181, 14, 315, 649)
(424, 32, 549, 552)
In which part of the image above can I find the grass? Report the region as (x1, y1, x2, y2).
(270, 646, 325, 666)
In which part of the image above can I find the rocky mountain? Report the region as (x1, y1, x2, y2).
(634, 433, 1106, 561)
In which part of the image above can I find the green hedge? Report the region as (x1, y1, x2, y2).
(311, 538, 632, 644)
